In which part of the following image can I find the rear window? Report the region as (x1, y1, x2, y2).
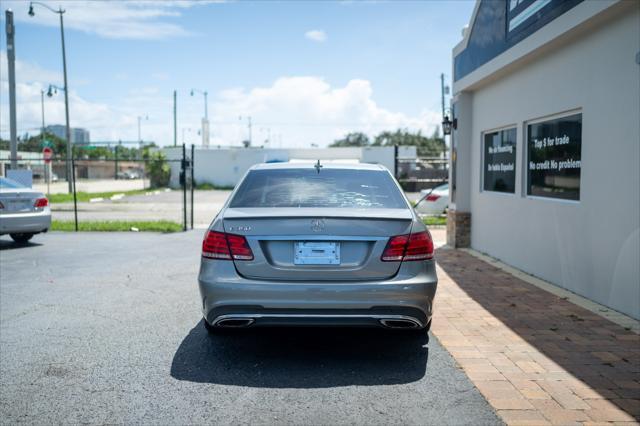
(230, 168, 407, 209)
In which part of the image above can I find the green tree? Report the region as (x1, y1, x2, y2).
(330, 132, 370, 147)
(148, 151, 170, 188)
(6, 132, 68, 156)
(372, 128, 445, 157)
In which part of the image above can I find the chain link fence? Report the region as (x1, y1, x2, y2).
(1, 145, 196, 232)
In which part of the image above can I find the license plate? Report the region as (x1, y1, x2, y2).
(9, 201, 31, 211)
(294, 241, 340, 265)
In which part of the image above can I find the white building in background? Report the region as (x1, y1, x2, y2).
(45, 125, 90, 144)
(448, 0, 639, 318)
(163, 146, 416, 189)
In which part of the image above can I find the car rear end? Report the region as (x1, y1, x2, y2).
(0, 178, 51, 237)
(198, 163, 437, 331)
(415, 184, 449, 215)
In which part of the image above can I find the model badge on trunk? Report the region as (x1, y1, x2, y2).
(310, 219, 325, 232)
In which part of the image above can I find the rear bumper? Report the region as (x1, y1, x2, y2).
(198, 259, 438, 328)
(0, 209, 51, 235)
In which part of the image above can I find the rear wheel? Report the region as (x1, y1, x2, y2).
(10, 233, 34, 244)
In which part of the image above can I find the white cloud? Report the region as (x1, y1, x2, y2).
(209, 76, 440, 148)
(4, 1, 217, 40)
(305, 30, 327, 43)
(0, 51, 61, 84)
(1, 54, 440, 148)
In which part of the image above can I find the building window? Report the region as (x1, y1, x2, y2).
(483, 127, 517, 193)
(527, 113, 582, 201)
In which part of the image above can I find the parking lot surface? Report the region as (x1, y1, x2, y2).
(51, 189, 232, 227)
(0, 232, 500, 425)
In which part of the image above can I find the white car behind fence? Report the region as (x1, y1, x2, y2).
(414, 183, 449, 216)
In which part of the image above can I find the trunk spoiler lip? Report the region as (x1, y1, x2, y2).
(223, 207, 413, 220)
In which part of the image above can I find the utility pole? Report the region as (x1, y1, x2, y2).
(239, 115, 252, 147)
(190, 89, 209, 147)
(5, 10, 17, 170)
(173, 90, 177, 147)
(440, 73, 451, 150)
(440, 73, 446, 120)
(137, 115, 147, 149)
(202, 91, 209, 147)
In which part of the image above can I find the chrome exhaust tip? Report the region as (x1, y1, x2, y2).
(214, 318, 255, 328)
(379, 318, 421, 329)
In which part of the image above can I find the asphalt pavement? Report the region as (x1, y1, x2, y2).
(0, 232, 501, 425)
(51, 189, 232, 226)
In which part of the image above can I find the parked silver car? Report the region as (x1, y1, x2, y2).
(198, 162, 437, 333)
(0, 177, 51, 243)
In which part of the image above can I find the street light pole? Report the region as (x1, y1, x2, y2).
(60, 10, 72, 192)
(41, 89, 51, 196)
(29, 2, 72, 192)
(41, 89, 45, 144)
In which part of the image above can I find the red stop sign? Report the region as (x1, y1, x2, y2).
(43, 147, 53, 164)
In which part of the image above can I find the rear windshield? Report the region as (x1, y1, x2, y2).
(230, 168, 407, 209)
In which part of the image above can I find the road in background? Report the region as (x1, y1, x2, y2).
(0, 232, 498, 425)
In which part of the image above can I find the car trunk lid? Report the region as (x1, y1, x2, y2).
(223, 207, 413, 281)
(0, 191, 38, 214)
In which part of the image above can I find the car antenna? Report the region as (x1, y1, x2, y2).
(314, 159, 323, 174)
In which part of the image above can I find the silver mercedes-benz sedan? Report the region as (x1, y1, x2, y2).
(198, 162, 437, 333)
(0, 177, 51, 243)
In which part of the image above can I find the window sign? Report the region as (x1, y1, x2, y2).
(527, 113, 582, 200)
(483, 128, 516, 193)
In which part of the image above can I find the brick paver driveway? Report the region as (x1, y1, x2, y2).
(433, 248, 640, 425)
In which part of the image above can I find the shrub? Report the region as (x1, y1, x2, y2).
(148, 152, 170, 188)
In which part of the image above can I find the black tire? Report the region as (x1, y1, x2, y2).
(10, 233, 34, 244)
(425, 318, 432, 332)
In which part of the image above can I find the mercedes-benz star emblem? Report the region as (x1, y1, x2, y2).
(310, 219, 325, 232)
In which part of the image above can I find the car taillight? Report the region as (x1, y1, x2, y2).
(403, 231, 434, 261)
(381, 231, 434, 262)
(225, 233, 254, 260)
(202, 230, 254, 261)
(381, 235, 409, 261)
(34, 197, 48, 208)
(425, 194, 440, 202)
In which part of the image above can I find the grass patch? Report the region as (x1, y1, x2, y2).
(51, 220, 182, 233)
(422, 216, 447, 227)
(49, 188, 158, 203)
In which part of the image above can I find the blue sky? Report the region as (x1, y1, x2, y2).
(1, 0, 475, 147)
